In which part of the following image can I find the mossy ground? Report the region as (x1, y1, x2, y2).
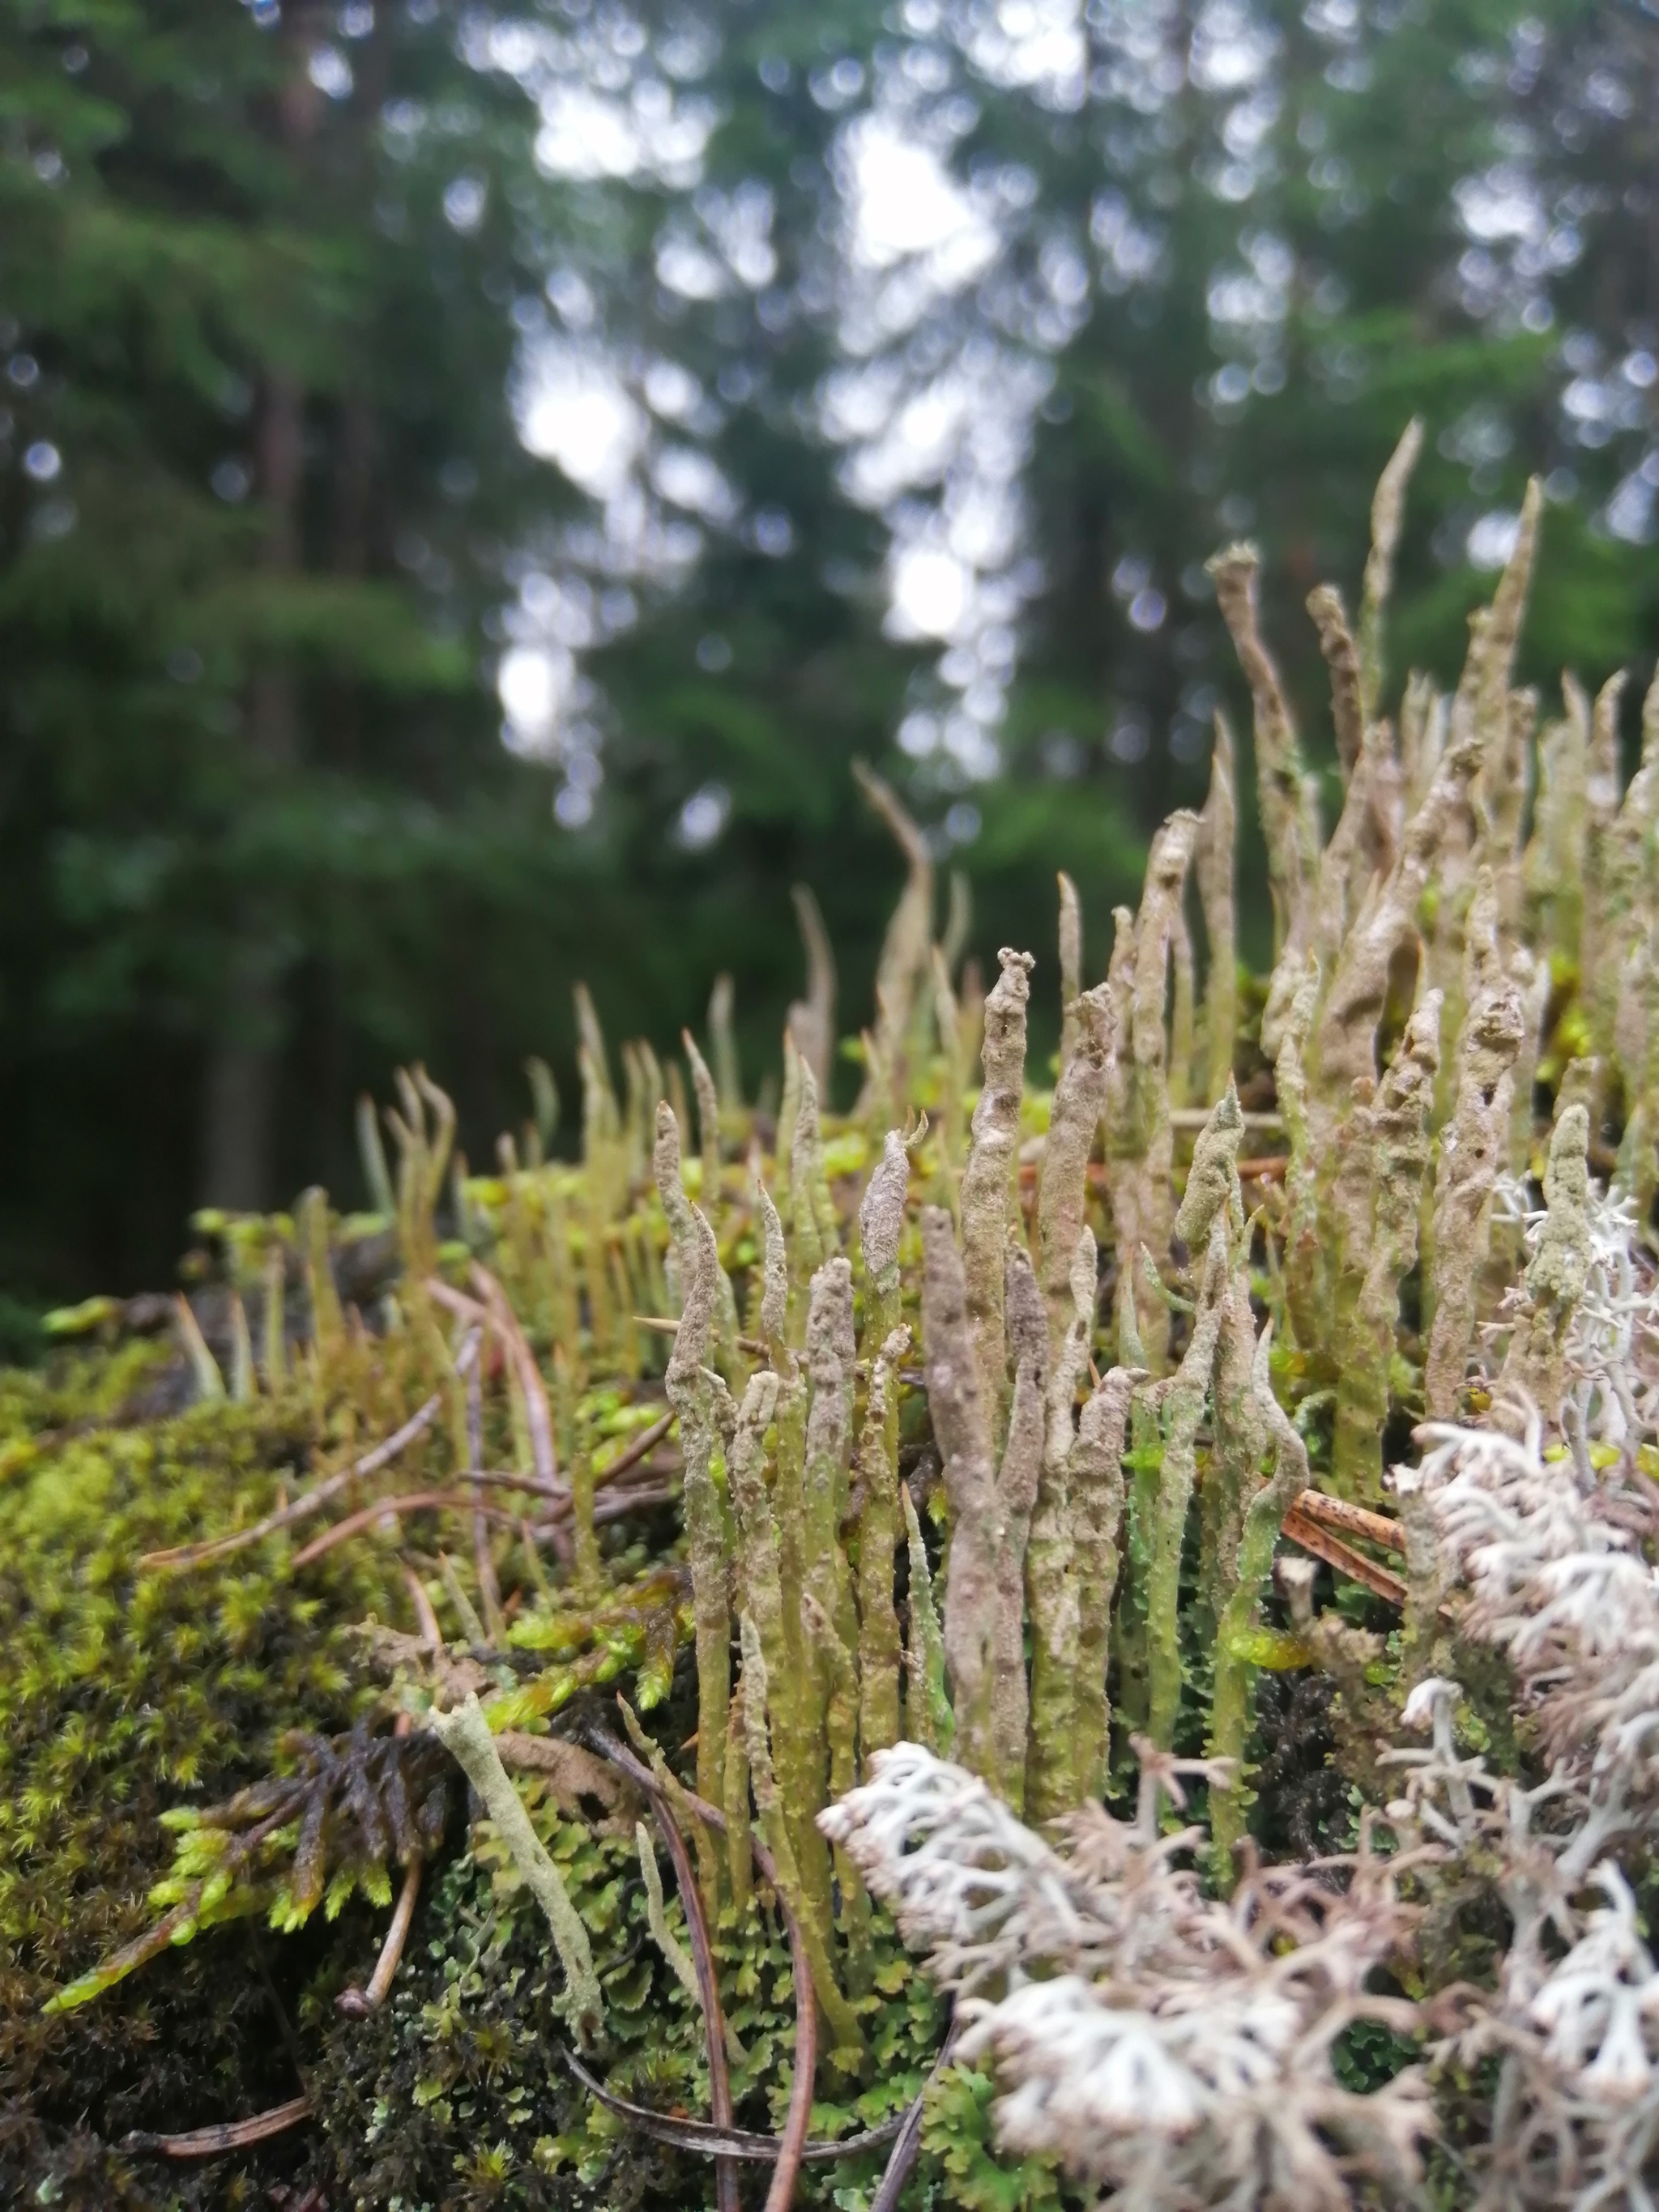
(0, 1337, 405, 2198)
(0, 1333, 1073, 2210)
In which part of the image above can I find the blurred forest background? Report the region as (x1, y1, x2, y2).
(2, 0, 1658, 1328)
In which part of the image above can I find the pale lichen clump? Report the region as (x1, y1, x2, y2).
(821, 1742, 1431, 2212)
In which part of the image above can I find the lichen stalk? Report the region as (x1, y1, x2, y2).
(1583, 671, 1631, 1094)
(655, 1107, 732, 1829)
(775, 1027, 802, 1201)
(802, 1589, 869, 1979)
(1311, 632, 1495, 1119)
(684, 1027, 723, 1225)
(930, 945, 966, 1208)
(855, 761, 935, 1118)
(802, 1256, 859, 1719)
(1601, 669, 1659, 1112)
(428, 1696, 600, 2041)
(1201, 1250, 1265, 1629)
(901, 1482, 951, 1754)
(787, 882, 837, 1097)
(636, 1819, 701, 2011)
(1058, 871, 1082, 1075)
(1205, 1324, 1311, 1885)
(1036, 980, 1113, 1360)
(1070, 1364, 1137, 1802)
(1105, 813, 1199, 1369)
(1168, 903, 1196, 1113)
(1172, 1081, 1244, 1264)
(1358, 416, 1423, 719)
(1523, 677, 1590, 994)
(1333, 991, 1443, 1501)
(723, 1677, 752, 1916)
(856, 1326, 911, 1762)
(958, 947, 1034, 1436)
(1425, 872, 1525, 1417)
(1623, 914, 1659, 1240)
(737, 1614, 863, 2059)
(299, 1187, 343, 1365)
(1195, 713, 1238, 1106)
(789, 1052, 840, 1298)
(858, 1127, 910, 1362)
(1307, 583, 1384, 970)
(726, 1363, 835, 1963)
(1208, 543, 1320, 1055)
(1146, 1222, 1230, 1748)
(1025, 1226, 1097, 1821)
(708, 971, 740, 1113)
(1499, 1099, 1593, 1417)
(1273, 951, 1327, 1345)
(919, 1203, 1001, 1781)
(991, 1241, 1047, 1805)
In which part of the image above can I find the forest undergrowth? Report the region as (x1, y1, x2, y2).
(8, 424, 1659, 2211)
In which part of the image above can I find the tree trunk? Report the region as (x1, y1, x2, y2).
(197, 352, 305, 1205)
(200, 977, 284, 1210)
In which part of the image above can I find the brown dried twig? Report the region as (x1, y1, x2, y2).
(1292, 1489, 1406, 1555)
(592, 1409, 676, 1485)
(121, 2094, 313, 2159)
(634, 1314, 769, 1358)
(1281, 1501, 1408, 1605)
(629, 1757, 742, 2212)
(555, 2045, 906, 2163)
(868, 2017, 962, 2212)
(291, 1490, 538, 1570)
(587, 1721, 817, 2212)
(469, 1265, 561, 1494)
(335, 1854, 423, 2017)
(138, 1374, 470, 1571)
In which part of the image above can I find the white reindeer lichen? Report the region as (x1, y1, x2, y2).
(821, 1742, 1431, 2210)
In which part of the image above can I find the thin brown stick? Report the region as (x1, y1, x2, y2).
(403, 1560, 443, 1648)
(336, 1855, 423, 2017)
(425, 1277, 489, 1327)
(1281, 1502, 1408, 1605)
(530, 1484, 679, 1538)
(121, 2094, 312, 2159)
(587, 1722, 817, 2212)
(633, 1768, 740, 2212)
(593, 1409, 676, 1486)
(456, 1467, 565, 1498)
(869, 2019, 962, 2212)
(467, 1350, 505, 1639)
(138, 1373, 470, 1571)
(291, 1490, 528, 1569)
(469, 1264, 561, 1491)
(555, 2045, 904, 2163)
(1178, 1108, 1286, 1134)
(634, 1315, 769, 1357)
(1293, 1489, 1405, 1554)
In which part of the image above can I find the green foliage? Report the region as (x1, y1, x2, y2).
(309, 1779, 949, 2210)
(918, 2065, 1074, 2212)
(0, 1347, 404, 2184)
(9, 0, 1659, 1312)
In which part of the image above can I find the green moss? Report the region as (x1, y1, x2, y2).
(0, 1345, 411, 2196)
(309, 1775, 949, 2212)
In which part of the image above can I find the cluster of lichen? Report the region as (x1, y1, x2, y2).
(7, 421, 1658, 2209)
